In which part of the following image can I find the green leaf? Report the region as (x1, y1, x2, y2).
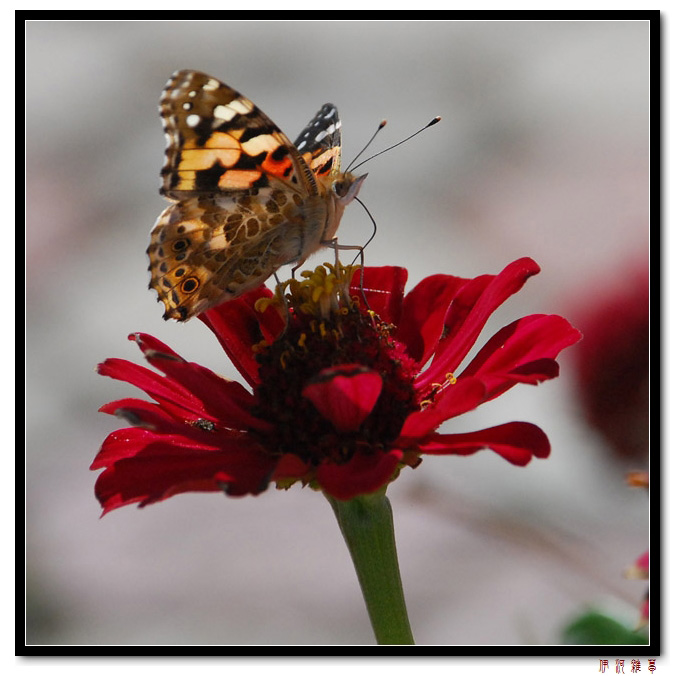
(562, 611, 649, 645)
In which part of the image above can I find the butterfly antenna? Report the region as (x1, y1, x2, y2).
(352, 196, 378, 261)
(345, 120, 388, 172)
(350, 116, 441, 173)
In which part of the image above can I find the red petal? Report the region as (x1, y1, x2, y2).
(199, 287, 280, 387)
(97, 358, 203, 419)
(464, 314, 582, 377)
(99, 399, 232, 449)
(105, 333, 269, 432)
(316, 449, 403, 501)
(98, 397, 192, 427)
(91, 421, 232, 469)
(419, 422, 551, 465)
(99, 396, 189, 424)
(91, 428, 153, 468)
(460, 314, 582, 400)
(349, 267, 407, 325)
(626, 550, 649, 579)
(416, 258, 541, 390)
(399, 377, 487, 441)
(127, 332, 182, 357)
(140, 351, 270, 432)
(272, 453, 311, 481)
(397, 274, 467, 364)
(93, 436, 274, 514)
(302, 364, 382, 432)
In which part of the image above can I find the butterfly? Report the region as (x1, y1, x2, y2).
(147, 70, 367, 321)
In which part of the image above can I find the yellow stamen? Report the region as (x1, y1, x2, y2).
(252, 339, 270, 353)
(252, 263, 362, 331)
(254, 297, 274, 313)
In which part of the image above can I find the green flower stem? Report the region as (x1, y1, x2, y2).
(327, 491, 415, 645)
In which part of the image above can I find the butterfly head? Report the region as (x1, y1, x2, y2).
(332, 172, 367, 205)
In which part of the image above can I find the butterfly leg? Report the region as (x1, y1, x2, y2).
(321, 238, 365, 266)
(289, 252, 309, 279)
(321, 238, 371, 311)
(273, 271, 292, 332)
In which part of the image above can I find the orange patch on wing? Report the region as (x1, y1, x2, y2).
(240, 133, 283, 157)
(182, 132, 240, 150)
(261, 151, 294, 179)
(180, 147, 240, 170)
(180, 133, 242, 170)
(305, 146, 340, 177)
(218, 169, 262, 189)
(172, 172, 199, 191)
(205, 132, 241, 149)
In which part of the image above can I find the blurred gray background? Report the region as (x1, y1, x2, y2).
(26, 20, 649, 645)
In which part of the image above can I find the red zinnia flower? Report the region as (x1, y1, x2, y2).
(572, 264, 648, 460)
(92, 258, 581, 514)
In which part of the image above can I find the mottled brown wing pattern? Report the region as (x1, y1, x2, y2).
(148, 189, 317, 321)
(148, 70, 365, 322)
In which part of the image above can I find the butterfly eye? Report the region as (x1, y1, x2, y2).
(332, 174, 367, 203)
(332, 180, 346, 196)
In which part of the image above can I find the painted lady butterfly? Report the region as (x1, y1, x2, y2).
(147, 70, 366, 321)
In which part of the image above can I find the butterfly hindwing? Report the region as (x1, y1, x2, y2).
(148, 191, 311, 320)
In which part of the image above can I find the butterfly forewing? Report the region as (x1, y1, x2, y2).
(159, 70, 316, 198)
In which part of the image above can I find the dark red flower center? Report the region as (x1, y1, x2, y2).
(251, 267, 419, 467)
